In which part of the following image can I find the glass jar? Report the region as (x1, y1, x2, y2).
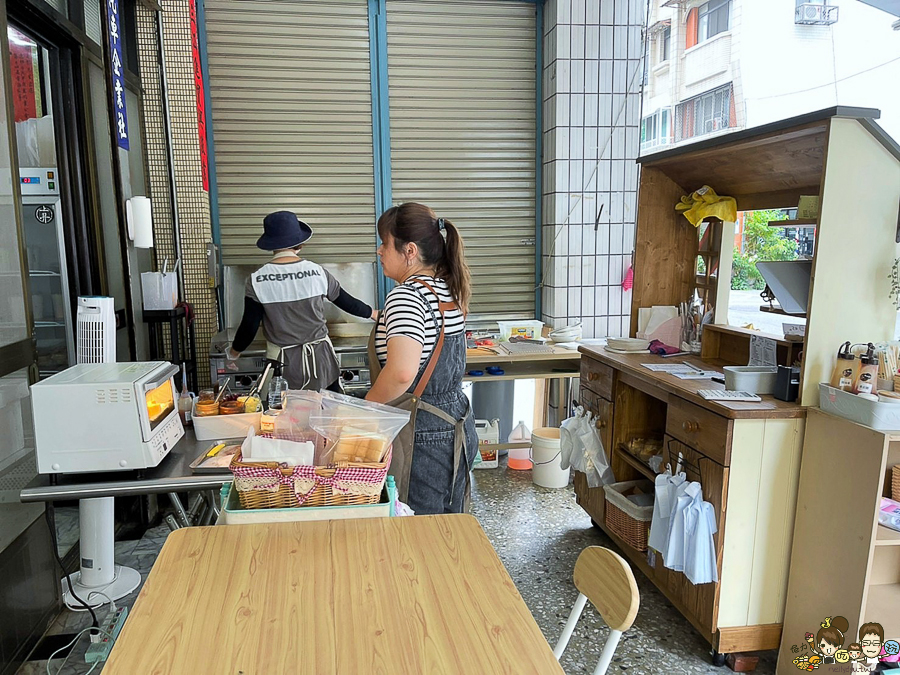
(219, 400, 245, 415)
(194, 400, 220, 417)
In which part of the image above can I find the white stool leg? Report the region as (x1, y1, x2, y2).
(592, 629, 623, 675)
(553, 592, 588, 660)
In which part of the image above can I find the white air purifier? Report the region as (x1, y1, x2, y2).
(76, 296, 116, 364)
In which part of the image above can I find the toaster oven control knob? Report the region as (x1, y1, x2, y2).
(341, 370, 354, 382)
(237, 375, 252, 387)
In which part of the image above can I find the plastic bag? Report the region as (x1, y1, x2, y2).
(309, 390, 410, 465)
(558, 407, 614, 488)
(580, 416, 614, 488)
(275, 390, 328, 463)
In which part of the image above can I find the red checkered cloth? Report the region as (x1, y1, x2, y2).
(231, 448, 391, 506)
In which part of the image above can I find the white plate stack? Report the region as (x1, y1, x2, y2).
(605, 337, 651, 354)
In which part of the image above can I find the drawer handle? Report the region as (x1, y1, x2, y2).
(682, 420, 700, 433)
(588, 372, 600, 382)
(596, 419, 608, 429)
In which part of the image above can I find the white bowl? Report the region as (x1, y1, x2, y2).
(606, 337, 651, 352)
(549, 325, 583, 342)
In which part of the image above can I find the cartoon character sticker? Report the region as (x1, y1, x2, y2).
(816, 616, 850, 665)
(791, 618, 899, 672)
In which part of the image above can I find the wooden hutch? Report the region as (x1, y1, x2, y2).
(574, 107, 900, 663)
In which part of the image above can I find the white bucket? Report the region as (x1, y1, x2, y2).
(531, 428, 569, 489)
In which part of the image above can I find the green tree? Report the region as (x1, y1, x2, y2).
(731, 210, 799, 290)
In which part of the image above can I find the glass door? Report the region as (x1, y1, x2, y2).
(9, 26, 75, 377)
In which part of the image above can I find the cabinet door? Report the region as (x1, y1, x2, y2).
(653, 436, 728, 638)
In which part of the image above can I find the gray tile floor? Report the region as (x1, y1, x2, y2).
(20, 462, 777, 674)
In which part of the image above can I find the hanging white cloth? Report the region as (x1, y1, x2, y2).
(684, 499, 719, 584)
(648, 469, 686, 556)
(664, 481, 701, 572)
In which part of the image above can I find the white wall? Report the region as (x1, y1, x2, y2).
(737, 0, 900, 140)
(542, 0, 644, 338)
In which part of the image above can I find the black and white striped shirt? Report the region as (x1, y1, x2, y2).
(374, 275, 465, 365)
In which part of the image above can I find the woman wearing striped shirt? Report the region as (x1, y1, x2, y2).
(367, 203, 478, 515)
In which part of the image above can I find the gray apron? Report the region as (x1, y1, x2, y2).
(368, 280, 478, 515)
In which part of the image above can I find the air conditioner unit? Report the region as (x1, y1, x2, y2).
(76, 296, 116, 364)
(795, 3, 839, 25)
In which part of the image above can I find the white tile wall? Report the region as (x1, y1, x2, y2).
(541, 0, 642, 336)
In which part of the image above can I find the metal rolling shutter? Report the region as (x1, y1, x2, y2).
(205, 0, 376, 265)
(386, 1, 537, 317)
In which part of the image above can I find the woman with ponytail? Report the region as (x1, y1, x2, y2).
(366, 203, 478, 514)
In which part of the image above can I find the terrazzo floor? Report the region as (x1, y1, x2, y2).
(19, 461, 777, 674)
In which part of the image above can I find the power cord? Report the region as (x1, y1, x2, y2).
(44, 625, 113, 675)
(45, 508, 99, 633)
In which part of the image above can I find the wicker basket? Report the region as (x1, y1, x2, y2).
(229, 447, 390, 510)
(893, 465, 900, 503)
(603, 480, 654, 551)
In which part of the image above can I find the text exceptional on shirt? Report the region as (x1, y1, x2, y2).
(255, 269, 322, 283)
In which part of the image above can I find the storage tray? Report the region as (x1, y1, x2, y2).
(217, 482, 390, 525)
(819, 383, 900, 431)
(723, 366, 778, 395)
(192, 399, 262, 441)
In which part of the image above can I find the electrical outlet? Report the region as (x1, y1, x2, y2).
(85, 606, 128, 664)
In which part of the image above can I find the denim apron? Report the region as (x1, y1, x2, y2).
(368, 280, 478, 514)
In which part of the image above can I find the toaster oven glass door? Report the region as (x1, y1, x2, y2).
(145, 379, 175, 433)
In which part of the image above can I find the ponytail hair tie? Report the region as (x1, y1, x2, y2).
(436, 218, 445, 231)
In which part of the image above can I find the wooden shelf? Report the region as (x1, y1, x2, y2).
(615, 445, 657, 481)
(864, 583, 900, 638)
(767, 218, 817, 228)
(876, 524, 900, 546)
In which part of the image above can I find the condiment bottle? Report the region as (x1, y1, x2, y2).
(830, 341, 858, 391)
(853, 343, 879, 395)
(178, 363, 193, 427)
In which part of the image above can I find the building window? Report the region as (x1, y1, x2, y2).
(698, 0, 730, 42)
(641, 108, 671, 151)
(675, 84, 735, 143)
(660, 26, 671, 63)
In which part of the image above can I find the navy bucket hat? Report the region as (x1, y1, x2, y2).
(256, 211, 313, 251)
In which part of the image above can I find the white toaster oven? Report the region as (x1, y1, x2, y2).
(31, 361, 184, 474)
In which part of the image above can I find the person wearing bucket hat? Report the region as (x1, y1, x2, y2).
(227, 211, 377, 393)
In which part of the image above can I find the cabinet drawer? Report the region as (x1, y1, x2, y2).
(666, 397, 732, 465)
(581, 357, 614, 399)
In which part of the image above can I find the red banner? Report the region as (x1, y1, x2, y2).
(189, 0, 209, 192)
(9, 37, 38, 123)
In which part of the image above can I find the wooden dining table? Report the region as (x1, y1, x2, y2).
(103, 514, 564, 674)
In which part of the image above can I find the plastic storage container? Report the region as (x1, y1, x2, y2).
(531, 427, 569, 488)
(497, 320, 544, 342)
(723, 366, 778, 395)
(473, 419, 499, 469)
(507, 420, 532, 470)
(192, 399, 262, 441)
(819, 383, 900, 431)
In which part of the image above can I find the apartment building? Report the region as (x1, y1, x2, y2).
(640, 0, 900, 154)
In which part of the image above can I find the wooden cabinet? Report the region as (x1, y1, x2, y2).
(777, 409, 900, 674)
(575, 349, 806, 657)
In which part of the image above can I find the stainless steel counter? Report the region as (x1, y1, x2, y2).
(20, 430, 233, 503)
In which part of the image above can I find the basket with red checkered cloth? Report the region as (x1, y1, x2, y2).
(229, 445, 391, 510)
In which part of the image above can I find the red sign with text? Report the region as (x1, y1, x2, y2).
(189, 0, 209, 192)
